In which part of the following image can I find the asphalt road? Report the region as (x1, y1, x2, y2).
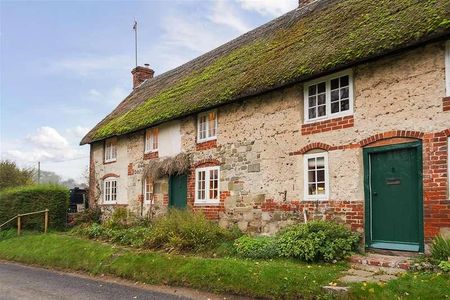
(0, 262, 190, 300)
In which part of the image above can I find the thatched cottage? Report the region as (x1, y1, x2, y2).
(81, 0, 450, 252)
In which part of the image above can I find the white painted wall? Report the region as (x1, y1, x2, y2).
(159, 120, 181, 157)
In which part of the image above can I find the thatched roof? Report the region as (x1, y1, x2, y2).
(81, 0, 450, 145)
(143, 153, 191, 180)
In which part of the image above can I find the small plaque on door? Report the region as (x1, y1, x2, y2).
(386, 178, 401, 185)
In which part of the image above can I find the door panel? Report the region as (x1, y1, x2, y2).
(169, 174, 187, 208)
(365, 142, 423, 252)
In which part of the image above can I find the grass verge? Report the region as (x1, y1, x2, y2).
(345, 272, 450, 299)
(0, 233, 345, 299)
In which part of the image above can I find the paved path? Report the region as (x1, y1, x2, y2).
(0, 262, 192, 300)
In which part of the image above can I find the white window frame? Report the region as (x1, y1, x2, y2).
(303, 69, 354, 123)
(144, 177, 154, 204)
(144, 128, 158, 154)
(103, 177, 117, 204)
(445, 40, 450, 96)
(197, 110, 218, 143)
(303, 152, 329, 201)
(104, 138, 117, 163)
(194, 166, 220, 205)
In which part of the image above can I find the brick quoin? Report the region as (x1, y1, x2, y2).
(127, 163, 134, 176)
(301, 116, 354, 135)
(443, 96, 450, 112)
(144, 151, 159, 160)
(88, 147, 96, 207)
(196, 139, 217, 151)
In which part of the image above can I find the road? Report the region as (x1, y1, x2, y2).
(0, 262, 195, 300)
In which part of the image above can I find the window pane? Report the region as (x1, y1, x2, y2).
(317, 93, 326, 105)
(318, 105, 326, 117)
(317, 182, 325, 195)
(317, 82, 326, 93)
(331, 90, 339, 102)
(308, 158, 315, 170)
(331, 102, 339, 113)
(317, 169, 325, 182)
(316, 157, 325, 168)
(308, 184, 317, 195)
(308, 108, 316, 119)
(341, 100, 349, 111)
(308, 85, 316, 95)
(308, 96, 316, 107)
(340, 87, 349, 99)
(331, 78, 339, 90)
(340, 75, 349, 87)
(308, 170, 316, 183)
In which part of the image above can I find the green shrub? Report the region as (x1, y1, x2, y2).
(431, 235, 450, 261)
(0, 184, 68, 230)
(105, 207, 129, 229)
(438, 260, 450, 272)
(277, 221, 360, 262)
(144, 209, 241, 253)
(72, 207, 102, 225)
(234, 236, 278, 259)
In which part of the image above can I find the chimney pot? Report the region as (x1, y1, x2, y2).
(131, 65, 154, 89)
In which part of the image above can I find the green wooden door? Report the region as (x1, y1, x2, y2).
(364, 142, 423, 252)
(169, 174, 187, 209)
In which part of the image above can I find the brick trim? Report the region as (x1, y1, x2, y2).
(192, 159, 221, 168)
(88, 146, 96, 207)
(359, 130, 424, 147)
(100, 173, 120, 180)
(144, 151, 159, 160)
(301, 116, 354, 135)
(443, 96, 450, 112)
(127, 163, 134, 176)
(196, 139, 217, 151)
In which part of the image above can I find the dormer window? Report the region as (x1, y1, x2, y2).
(145, 128, 158, 153)
(197, 110, 217, 142)
(304, 70, 353, 123)
(104, 138, 117, 163)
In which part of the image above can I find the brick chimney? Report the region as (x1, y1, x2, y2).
(299, 0, 313, 7)
(131, 64, 154, 89)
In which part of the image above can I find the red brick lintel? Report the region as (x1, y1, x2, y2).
(301, 116, 354, 135)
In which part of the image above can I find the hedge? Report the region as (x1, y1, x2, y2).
(0, 184, 69, 230)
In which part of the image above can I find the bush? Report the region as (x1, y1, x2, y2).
(144, 209, 241, 253)
(431, 235, 450, 261)
(277, 221, 360, 262)
(438, 260, 450, 272)
(234, 236, 278, 259)
(72, 207, 102, 226)
(0, 184, 68, 230)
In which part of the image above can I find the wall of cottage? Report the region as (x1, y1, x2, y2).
(90, 41, 450, 244)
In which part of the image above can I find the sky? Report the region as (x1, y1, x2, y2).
(0, 0, 297, 183)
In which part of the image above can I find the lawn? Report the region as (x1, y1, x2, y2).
(0, 232, 345, 299)
(1, 232, 448, 299)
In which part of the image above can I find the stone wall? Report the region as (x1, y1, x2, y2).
(90, 41, 450, 242)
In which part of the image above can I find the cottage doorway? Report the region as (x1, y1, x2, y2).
(363, 141, 423, 252)
(169, 174, 187, 208)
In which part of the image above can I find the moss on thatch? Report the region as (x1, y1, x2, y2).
(81, 0, 450, 145)
(143, 153, 191, 180)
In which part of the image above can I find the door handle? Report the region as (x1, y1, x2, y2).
(372, 191, 378, 196)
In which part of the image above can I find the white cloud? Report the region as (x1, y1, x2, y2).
(236, 0, 297, 17)
(65, 126, 90, 141)
(209, 0, 252, 34)
(28, 126, 69, 149)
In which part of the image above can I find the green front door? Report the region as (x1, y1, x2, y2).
(364, 142, 423, 252)
(169, 174, 187, 208)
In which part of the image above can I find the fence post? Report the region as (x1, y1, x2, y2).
(44, 209, 49, 234)
(17, 215, 21, 236)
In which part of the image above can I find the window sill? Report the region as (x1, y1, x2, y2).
(100, 202, 118, 205)
(194, 201, 221, 206)
(301, 115, 354, 135)
(303, 197, 329, 202)
(144, 151, 159, 160)
(196, 139, 217, 151)
(104, 159, 117, 164)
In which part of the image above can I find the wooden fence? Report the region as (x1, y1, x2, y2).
(0, 209, 49, 235)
